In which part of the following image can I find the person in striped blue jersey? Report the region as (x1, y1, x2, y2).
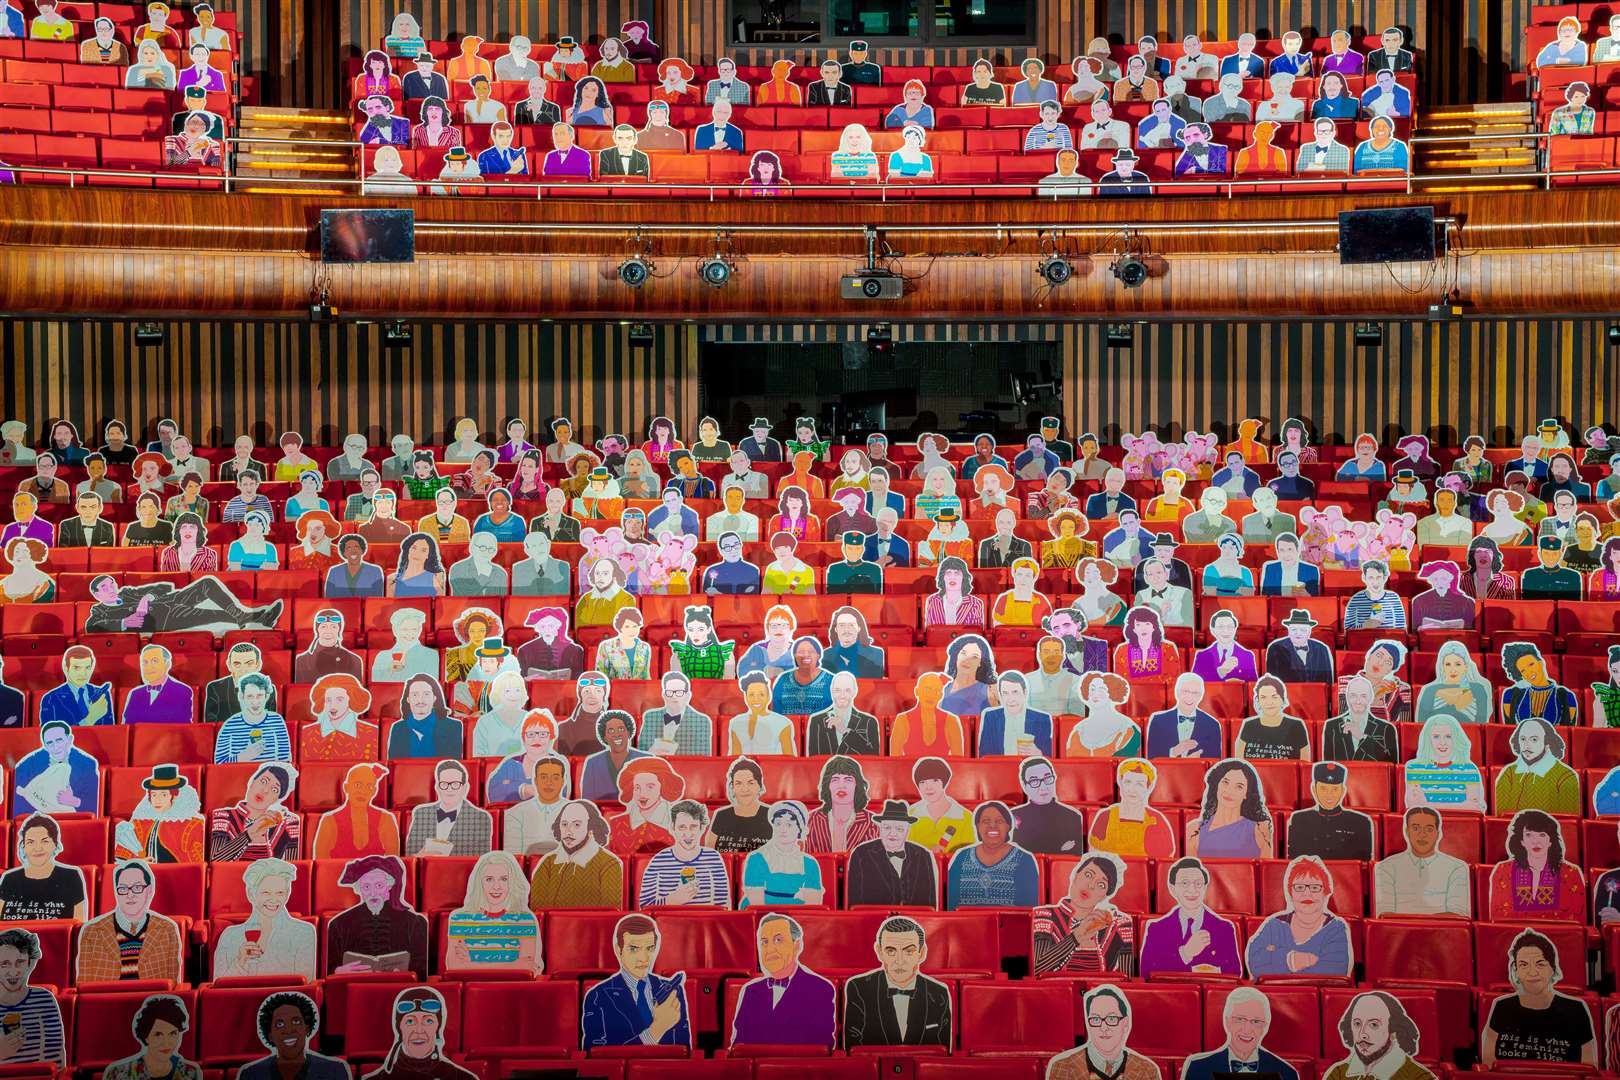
(637, 801, 731, 908)
(0, 928, 63, 1067)
(213, 674, 292, 765)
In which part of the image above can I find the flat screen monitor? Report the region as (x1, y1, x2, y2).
(320, 209, 415, 264)
(1337, 207, 1437, 265)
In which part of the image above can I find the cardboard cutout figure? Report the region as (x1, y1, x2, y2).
(1188, 759, 1274, 859)
(844, 916, 953, 1048)
(1181, 987, 1301, 1080)
(1323, 993, 1436, 1080)
(1039, 607, 1108, 681)
(84, 572, 280, 635)
(76, 859, 182, 984)
(1339, 639, 1411, 725)
(1501, 641, 1579, 726)
(238, 991, 350, 1080)
(213, 857, 316, 980)
(1496, 719, 1581, 815)
(1112, 605, 1183, 683)
(847, 800, 937, 907)
(638, 800, 730, 907)
(731, 914, 836, 1048)
(1289, 761, 1374, 859)
(100, 994, 199, 1080)
(14, 721, 98, 815)
(1245, 854, 1353, 978)
(301, 672, 379, 763)
(731, 669, 796, 754)
(1353, 115, 1411, 173)
(1489, 809, 1585, 920)
(580, 709, 649, 802)
(1089, 758, 1175, 857)
(891, 672, 966, 756)
(1102, 511, 1156, 568)
(0, 926, 64, 1066)
(666, 604, 736, 680)
(209, 762, 300, 861)
(0, 814, 85, 921)
(1413, 640, 1493, 726)
(607, 758, 684, 856)
(214, 672, 292, 764)
(1140, 856, 1241, 978)
(1322, 674, 1399, 763)
(404, 760, 493, 859)
(312, 763, 399, 859)
(1067, 671, 1139, 758)
(1046, 984, 1162, 1080)
(582, 914, 690, 1049)
(906, 757, 974, 856)
(445, 851, 540, 975)
(1403, 714, 1486, 810)
(1481, 929, 1597, 1067)
(36, 644, 114, 725)
(1010, 756, 1086, 855)
(705, 489, 762, 544)
(495, 728, 567, 838)
(1264, 607, 1335, 683)
(806, 672, 880, 755)
(528, 798, 624, 907)
(361, 986, 478, 1080)
(1073, 558, 1127, 628)
(327, 855, 428, 976)
(114, 765, 205, 863)
(1374, 806, 1471, 916)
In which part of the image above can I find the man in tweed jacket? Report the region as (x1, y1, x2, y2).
(404, 760, 493, 858)
(75, 859, 182, 984)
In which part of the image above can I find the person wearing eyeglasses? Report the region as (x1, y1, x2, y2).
(1045, 984, 1160, 1080)
(74, 859, 182, 985)
(404, 760, 493, 859)
(370, 986, 478, 1080)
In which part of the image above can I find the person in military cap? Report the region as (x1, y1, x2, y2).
(1039, 416, 1075, 464)
(740, 417, 783, 463)
(826, 532, 884, 595)
(1521, 533, 1585, 600)
(1286, 761, 1374, 861)
(842, 40, 884, 85)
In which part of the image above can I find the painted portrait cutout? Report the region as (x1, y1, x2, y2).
(1481, 929, 1596, 1067)
(1264, 607, 1335, 683)
(638, 799, 730, 908)
(843, 916, 952, 1048)
(13, 720, 96, 817)
(1323, 992, 1436, 1080)
(891, 672, 965, 757)
(77, 860, 183, 984)
(1005, 756, 1082, 856)
(444, 851, 540, 976)
(213, 858, 317, 981)
(939, 633, 998, 718)
(84, 571, 282, 635)
(807, 670, 880, 756)
(528, 798, 624, 908)
(847, 800, 938, 909)
(0, 926, 64, 1067)
(1500, 641, 1579, 727)
(582, 913, 690, 1050)
(607, 758, 685, 857)
(1187, 758, 1274, 859)
(1403, 715, 1487, 812)
(1374, 806, 1471, 917)
(733, 669, 796, 755)
(1145, 672, 1219, 759)
(1496, 718, 1580, 815)
(668, 604, 737, 682)
(209, 762, 300, 861)
(1181, 987, 1300, 1080)
(1244, 854, 1353, 979)
(1067, 671, 1138, 758)
(1, 538, 55, 605)
(240, 991, 350, 1080)
(1487, 809, 1585, 922)
(580, 709, 647, 803)
(303, 674, 379, 763)
(1288, 760, 1374, 859)
(114, 765, 205, 863)
(1045, 984, 1162, 1080)
(978, 670, 1053, 757)
(1089, 758, 1175, 858)
(1140, 856, 1241, 978)
(404, 760, 492, 859)
(101, 995, 200, 1080)
(360, 986, 477, 1080)
(729, 914, 837, 1049)
(37, 645, 114, 727)
(312, 763, 399, 860)
(213, 672, 292, 765)
(945, 800, 1037, 909)
(1016, 853, 1130, 976)
(327, 854, 428, 976)
(0, 814, 87, 922)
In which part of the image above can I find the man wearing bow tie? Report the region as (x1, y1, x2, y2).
(704, 57, 751, 104)
(730, 915, 835, 1048)
(843, 917, 951, 1048)
(405, 760, 492, 858)
(1181, 987, 1299, 1080)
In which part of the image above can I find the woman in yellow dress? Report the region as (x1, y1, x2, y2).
(444, 607, 503, 683)
(576, 557, 639, 626)
(1040, 508, 1098, 569)
(763, 531, 816, 595)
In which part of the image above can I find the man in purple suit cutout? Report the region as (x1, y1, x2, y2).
(1138, 856, 1241, 978)
(1190, 609, 1259, 683)
(730, 913, 835, 1049)
(122, 644, 196, 724)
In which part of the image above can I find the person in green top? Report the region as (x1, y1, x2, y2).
(690, 416, 732, 463)
(403, 449, 449, 501)
(825, 531, 884, 595)
(668, 605, 737, 679)
(785, 417, 830, 462)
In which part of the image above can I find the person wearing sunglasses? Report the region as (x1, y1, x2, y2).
(370, 986, 478, 1080)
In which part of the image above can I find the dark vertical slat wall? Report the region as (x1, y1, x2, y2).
(0, 320, 697, 450)
(4, 318, 1609, 448)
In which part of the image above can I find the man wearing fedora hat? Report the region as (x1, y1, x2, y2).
(740, 418, 783, 463)
(401, 52, 447, 102)
(114, 765, 206, 863)
(1097, 148, 1153, 195)
(847, 801, 938, 908)
(1264, 608, 1335, 684)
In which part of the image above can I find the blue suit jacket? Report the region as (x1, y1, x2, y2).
(1181, 1047, 1299, 1080)
(1144, 708, 1222, 759)
(37, 681, 114, 726)
(1219, 53, 1267, 79)
(1258, 561, 1322, 596)
(13, 746, 100, 815)
(1085, 491, 1137, 520)
(582, 973, 691, 1049)
(976, 707, 1053, 757)
(863, 532, 911, 567)
(647, 505, 700, 538)
(694, 123, 745, 152)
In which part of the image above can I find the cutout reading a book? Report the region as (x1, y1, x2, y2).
(325, 854, 428, 976)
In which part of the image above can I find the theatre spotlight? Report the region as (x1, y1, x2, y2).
(1608, 323, 1620, 349)
(133, 322, 166, 348)
(618, 257, 652, 288)
(1038, 255, 1074, 286)
(1110, 257, 1148, 288)
(698, 256, 734, 288)
(1354, 322, 1384, 349)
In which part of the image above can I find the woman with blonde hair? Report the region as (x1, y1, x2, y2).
(446, 851, 541, 974)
